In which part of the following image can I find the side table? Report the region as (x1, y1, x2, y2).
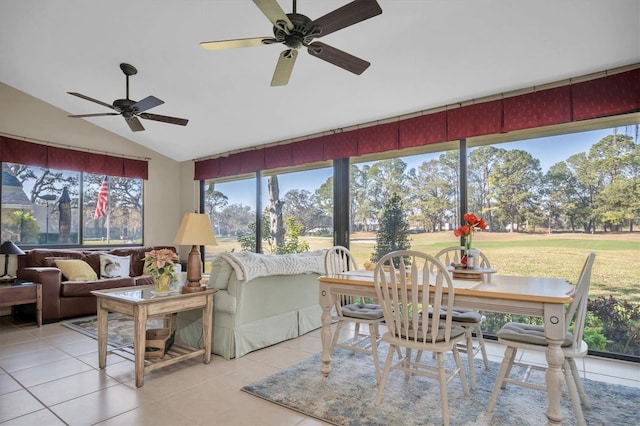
(0, 279, 42, 327)
(92, 285, 215, 387)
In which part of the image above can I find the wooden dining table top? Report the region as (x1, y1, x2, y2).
(319, 270, 576, 304)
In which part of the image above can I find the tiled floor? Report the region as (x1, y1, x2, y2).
(1, 316, 638, 426)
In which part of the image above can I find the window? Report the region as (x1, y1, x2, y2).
(202, 176, 257, 270)
(260, 167, 334, 254)
(1, 163, 143, 247)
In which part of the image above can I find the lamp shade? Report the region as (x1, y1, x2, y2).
(173, 213, 217, 246)
(0, 240, 24, 255)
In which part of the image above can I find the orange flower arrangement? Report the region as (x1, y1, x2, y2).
(454, 213, 487, 263)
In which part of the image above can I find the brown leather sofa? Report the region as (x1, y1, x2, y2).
(17, 246, 174, 323)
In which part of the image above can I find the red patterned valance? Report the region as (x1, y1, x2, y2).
(0, 136, 148, 179)
(194, 67, 640, 180)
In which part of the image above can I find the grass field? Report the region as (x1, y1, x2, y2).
(209, 231, 640, 303)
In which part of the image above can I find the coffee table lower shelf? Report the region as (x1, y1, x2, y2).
(110, 344, 206, 372)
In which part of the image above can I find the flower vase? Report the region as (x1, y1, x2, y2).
(153, 273, 172, 294)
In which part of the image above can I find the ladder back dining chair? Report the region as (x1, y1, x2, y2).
(487, 252, 596, 426)
(373, 250, 469, 426)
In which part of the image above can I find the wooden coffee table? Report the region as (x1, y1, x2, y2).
(0, 279, 42, 327)
(92, 285, 215, 387)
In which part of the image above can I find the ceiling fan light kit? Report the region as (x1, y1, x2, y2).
(200, 0, 382, 86)
(67, 63, 189, 132)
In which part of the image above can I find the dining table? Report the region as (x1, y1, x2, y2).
(318, 269, 576, 426)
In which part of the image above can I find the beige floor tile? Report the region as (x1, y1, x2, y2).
(0, 372, 22, 396)
(56, 338, 102, 357)
(0, 347, 71, 372)
(0, 389, 45, 423)
(0, 408, 66, 425)
(28, 369, 119, 406)
(49, 383, 141, 426)
(0, 339, 55, 359)
(0, 329, 40, 347)
(10, 357, 94, 388)
(76, 350, 127, 369)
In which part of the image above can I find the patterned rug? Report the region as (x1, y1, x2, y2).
(241, 344, 639, 426)
(62, 313, 163, 348)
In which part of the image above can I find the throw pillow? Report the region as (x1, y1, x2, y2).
(54, 259, 98, 281)
(99, 254, 131, 278)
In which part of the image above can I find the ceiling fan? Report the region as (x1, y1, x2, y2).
(67, 63, 189, 132)
(200, 0, 382, 86)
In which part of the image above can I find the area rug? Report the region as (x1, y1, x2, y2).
(241, 344, 639, 426)
(62, 313, 163, 348)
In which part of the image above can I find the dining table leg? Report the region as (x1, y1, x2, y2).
(544, 303, 566, 425)
(319, 287, 333, 377)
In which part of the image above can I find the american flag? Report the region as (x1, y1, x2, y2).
(94, 176, 109, 220)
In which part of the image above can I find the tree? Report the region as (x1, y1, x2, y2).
(406, 159, 455, 232)
(282, 189, 331, 234)
(370, 193, 411, 263)
(469, 146, 504, 230)
(488, 149, 543, 231)
(267, 175, 285, 248)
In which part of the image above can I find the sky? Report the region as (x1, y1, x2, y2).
(213, 125, 635, 208)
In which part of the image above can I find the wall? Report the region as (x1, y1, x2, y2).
(0, 82, 184, 247)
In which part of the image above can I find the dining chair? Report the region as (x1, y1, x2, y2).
(487, 252, 596, 425)
(325, 245, 384, 383)
(373, 250, 469, 426)
(432, 245, 491, 389)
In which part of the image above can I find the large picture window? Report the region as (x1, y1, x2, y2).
(1, 163, 143, 247)
(199, 119, 639, 360)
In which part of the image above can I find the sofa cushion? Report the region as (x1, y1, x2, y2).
(60, 277, 135, 297)
(100, 254, 131, 278)
(30, 249, 84, 267)
(55, 259, 98, 281)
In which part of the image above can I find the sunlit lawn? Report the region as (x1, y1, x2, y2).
(209, 231, 640, 303)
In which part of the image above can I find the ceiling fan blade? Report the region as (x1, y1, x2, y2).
(126, 117, 145, 132)
(307, 42, 370, 75)
(67, 92, 116, 110)
(139, 113, 189, 126)
(253, 0, 293, 31)
(132, 96, 164, 113)
(200, 37, 276, 51)
(68, 113, 120, 118)
(305, 0, 382, 38)
(271, 49, 298, 87)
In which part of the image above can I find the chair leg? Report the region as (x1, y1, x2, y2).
(475, 323, 490, 369)
(464, 327, 476, 390)
(369, 322, 381, 384)
(452, 346, 469, 396)
(569, 358, 590, 408)
(375, 344, 396, 405)
(501, 347, 517, 389)
(487, 346, 516, 413)
(563, 359, 587, 426)
(436, 352, 450, 426)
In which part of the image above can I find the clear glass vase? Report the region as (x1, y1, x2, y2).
(153, 273, 172, 294)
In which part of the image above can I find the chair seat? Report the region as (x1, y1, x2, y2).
(341, 303, 384, 320)
(399, 323, 467, 342)
(444, 307, 483, 323)
(498, 322, 573, 347)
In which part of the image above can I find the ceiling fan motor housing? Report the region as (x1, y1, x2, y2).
(112, 99, 137, 116)
(273, 13, 314, 49)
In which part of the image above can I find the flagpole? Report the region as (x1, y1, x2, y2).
(106, 177, 110, 244)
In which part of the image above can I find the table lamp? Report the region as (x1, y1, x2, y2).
(173, 213, 217, 293)
(0, 240, 25, 279)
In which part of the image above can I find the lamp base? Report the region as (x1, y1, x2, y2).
(182, 284, 205, 293)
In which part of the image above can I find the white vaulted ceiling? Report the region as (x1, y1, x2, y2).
(0, 0, 638, 162)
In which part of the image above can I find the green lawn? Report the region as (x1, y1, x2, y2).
(209, 231, 640, 303)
